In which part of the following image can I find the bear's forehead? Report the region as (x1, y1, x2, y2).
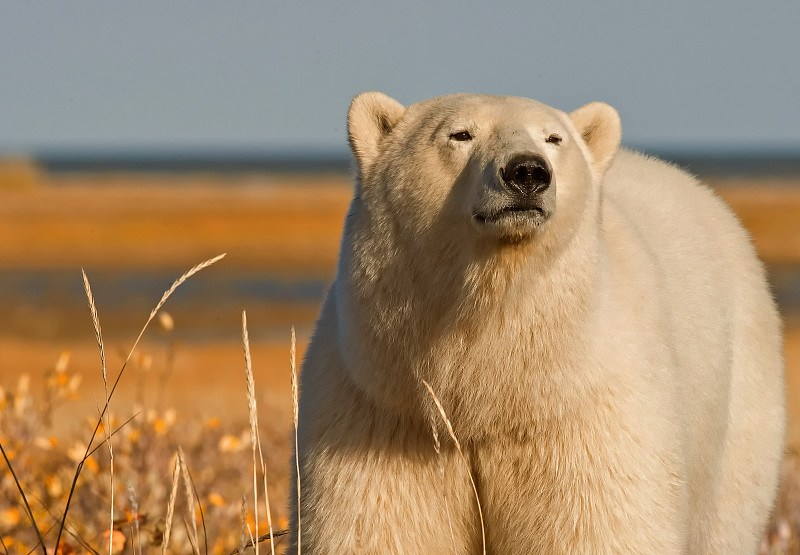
(406, 94, 566, 134)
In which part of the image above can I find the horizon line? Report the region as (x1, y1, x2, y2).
(2, 147, 800, 177)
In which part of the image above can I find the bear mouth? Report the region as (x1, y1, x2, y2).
(473, 205, 549, 226)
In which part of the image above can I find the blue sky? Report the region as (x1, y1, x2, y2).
(1, 1, 799, 156)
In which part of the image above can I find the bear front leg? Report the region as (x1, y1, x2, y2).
(288, 384, 482, 554)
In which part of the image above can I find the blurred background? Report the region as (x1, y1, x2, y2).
(2, 0, 799, 430)
(1, 0, 799, 453)
(1, 0, 799, 425)
(1, 2, 799, 552)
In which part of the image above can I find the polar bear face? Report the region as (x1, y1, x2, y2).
(335, 93, 622, 413)
(347, 93, 621, 251)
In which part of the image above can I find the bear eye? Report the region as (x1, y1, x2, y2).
(546, 133, 562, 145)
(449, 130, 473, 142)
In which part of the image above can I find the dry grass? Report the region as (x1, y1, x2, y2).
(0, 354, 293, 554)
(242, 310, 276, 555)
(0, 175, 351, 274)
(289, 328, 300, 555)
(1, 172, 797, 273)
(1, 258, 293, 554)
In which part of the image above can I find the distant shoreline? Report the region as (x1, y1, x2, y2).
(7, 150, 800, 177)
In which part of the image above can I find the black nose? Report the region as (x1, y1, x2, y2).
(502, 153, 552, 195)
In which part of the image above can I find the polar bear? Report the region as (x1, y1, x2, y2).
(289, 92, 785, 554)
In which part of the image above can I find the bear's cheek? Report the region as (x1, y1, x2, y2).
(546, 161, 595, 237)
(380, 173, 453, 233)
(411, 153, 471, 220)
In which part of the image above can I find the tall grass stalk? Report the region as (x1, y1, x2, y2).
(184, 517, 201, 555)
(178, 446, 200, 551)
(162, 432, 208, 553)
(242, 311, 260, 555)
(422, 380, 486, 555)
(239, 496, 257, 554)
(290, 326, 301, 555)
(96, 397, 115, 555)
(127, 482, 141, 555)
(430, 415, 457, 552)
(53, 254, 225, 554)
(81, 269, 107, 388)
(81, 269, 115, 555)
(182, 458, 209, 555)
(242, 311, 275, 555)
(0, 441, 47, 554)
(260, 459, 274, 555)
(34, 491, 100, 555)
(238, 496, 248, 555)
(162, 449, 182, 554)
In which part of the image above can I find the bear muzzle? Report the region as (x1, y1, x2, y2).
(471, 152, 556, 238)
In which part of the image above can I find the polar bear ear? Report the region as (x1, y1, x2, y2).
(568, 102, 622, 176)
(347, 92, 406, 172)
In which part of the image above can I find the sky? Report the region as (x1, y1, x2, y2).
(1, 1, 799, 157)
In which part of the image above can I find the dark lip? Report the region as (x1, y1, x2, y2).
(473, 205, 544, 224)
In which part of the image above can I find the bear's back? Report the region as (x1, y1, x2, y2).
(601, 148, 760, 316)
(599, 150, 783, 540)
(600, 148, 771, 383)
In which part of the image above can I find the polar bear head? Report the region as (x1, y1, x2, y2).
(335, 93, 622, 413)
(346, 93, 621, 254)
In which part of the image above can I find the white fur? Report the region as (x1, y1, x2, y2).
(289, 93, 785, 554)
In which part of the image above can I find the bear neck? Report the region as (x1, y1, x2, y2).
(336, 199, 604, 434)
